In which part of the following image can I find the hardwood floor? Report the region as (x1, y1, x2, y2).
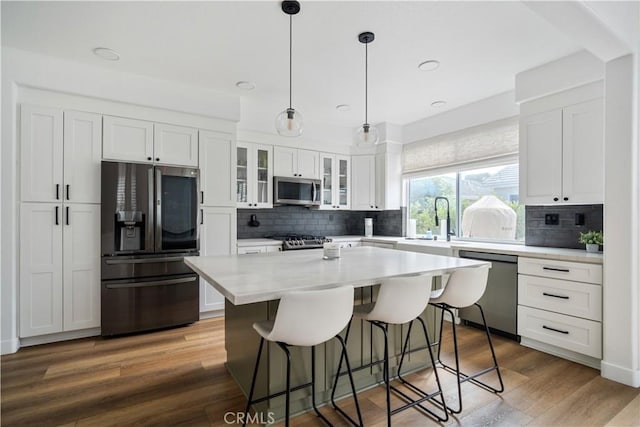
(2, 318, 638, 426)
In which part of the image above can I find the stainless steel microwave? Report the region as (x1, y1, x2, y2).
(273, 176, 321, 207)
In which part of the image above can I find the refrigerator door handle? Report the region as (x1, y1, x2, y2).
(154, 167, 163, 252)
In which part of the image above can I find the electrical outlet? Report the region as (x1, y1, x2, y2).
(575, 213, 585, 226)
(545, 213, 559, 225)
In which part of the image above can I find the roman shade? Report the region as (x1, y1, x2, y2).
(403, 117, 519, 176)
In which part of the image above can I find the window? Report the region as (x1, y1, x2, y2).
(407, 162, 524, 242)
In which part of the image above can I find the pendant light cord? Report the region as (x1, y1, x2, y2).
(365, 41, 368, 124)
(289, 14, 293, 110)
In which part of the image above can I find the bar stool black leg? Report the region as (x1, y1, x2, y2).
(244, 337, 265, 427)
(476, 303, 505, 393)
(332, 334, 364, 426)
(330, 318, 353, 403)
(276, 342, 292, 427)
(371, 321, 392, 427)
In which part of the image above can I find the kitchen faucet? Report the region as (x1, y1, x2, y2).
(434, 196, 454, 242)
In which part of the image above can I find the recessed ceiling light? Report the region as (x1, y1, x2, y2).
(431, 100, 447, 108)
(236, 81, 256, 90)
(418, 60, 440, 71)
(336, 104, 351, 112)
(92, 47, 120, 61)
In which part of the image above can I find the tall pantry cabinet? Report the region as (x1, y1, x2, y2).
(19, 106, 101, 337)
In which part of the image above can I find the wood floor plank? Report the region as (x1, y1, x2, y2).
(1, 318, 638, 426)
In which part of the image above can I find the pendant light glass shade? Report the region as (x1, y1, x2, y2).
(356, 32, 379, 145)
(276, 1, 303, 137)
(356, 123, 379, 145)
(275, 107, 303, 137)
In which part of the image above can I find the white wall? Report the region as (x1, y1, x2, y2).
(402, 90, 518, 144)
(1, 47, 240, 354)
(601, 54, 639, 387)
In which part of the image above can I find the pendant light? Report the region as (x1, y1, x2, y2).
(275, 1, 303, 137)
(356, 31, 379, 145)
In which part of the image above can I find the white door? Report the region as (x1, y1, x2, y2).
(336, 156, 350, 209)
(20, 105, 63, 203)
(519, 110, 563, 205)
(274, 146, 298, 177)
(154, 123, 198, 167)
(102, 116, 154, 163)
(351, 155, 376, 210)
(200, 131, 235, 207)
(296, 149, 319, 179)
(319, 154, 334, 209)
(20, 203, 63, 337)
(63, 204, 101, 331)
(199, 207, 236, 312)
(254, 145, 273, 208)
(63, 111, 102, 204)
(562, 99, 604, 204)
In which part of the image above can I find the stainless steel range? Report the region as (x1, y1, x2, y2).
(268, 234, 332, 251)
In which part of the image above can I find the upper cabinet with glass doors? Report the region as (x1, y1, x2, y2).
(236, 142, 273, 208)
(319, 153, 350, 210)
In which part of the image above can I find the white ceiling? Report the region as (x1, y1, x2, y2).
(2, 1, 581, 137)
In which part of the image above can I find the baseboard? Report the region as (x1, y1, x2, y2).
(1, 337, 20, 355)
(200, 308, 224, 320)
(20, 328, 101, 348)
(520, 337, 601, 369)
(601, 360, 640, 388)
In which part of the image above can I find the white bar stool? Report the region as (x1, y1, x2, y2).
(243, 286, 363, 427)
(429, 265, 504, 414)
(332, 274, 448, 426)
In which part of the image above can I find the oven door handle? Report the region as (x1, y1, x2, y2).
(105, 277, 196, 289)
(104, 256, 185, 265)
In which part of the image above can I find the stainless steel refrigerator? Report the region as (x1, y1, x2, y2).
(101, 161, 200, 336)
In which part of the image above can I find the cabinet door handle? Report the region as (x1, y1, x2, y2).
(55, 206, 59, 225)
(553, 197, 559, 202)
(66, 184, 70, 201)
(200, 209, 203, 225)
(147, 157, 152, 161)
(542, 292, 569, 300)
(155, 158, 160, 162)
(65, 206, 69, 225)
(563, 197, 569, 201)
(542, 325, 569, 335)
(201, 191, 204, 204)
(56, 184, 60, 200)
(543, 266, 570, 273)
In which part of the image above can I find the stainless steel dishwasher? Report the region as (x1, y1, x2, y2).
(458, 250, 519, 341)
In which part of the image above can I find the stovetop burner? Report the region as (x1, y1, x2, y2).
(267, 234, 332, 250)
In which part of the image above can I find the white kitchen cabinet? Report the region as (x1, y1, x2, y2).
(102, 116, 154, 163)
(274, 146, 319, 179)
(199, 207, 236, 313)
(63, 111, 102, 204)
(103, 116, 198, 167)
(319, 154, 350, 210)
(22, 107, 101, 204)
(20, 203, 100, 337)
(20, 105, 64, 203)
(520, 98, 603, 205)
(200, 131, 236, 207)
(238, 245, 282, 255)
(154, 123, 198, 167)
(351, 155, 378, 210)
(62, 204, 101, 331)
(20, 203, 63, 337)
(517, 256, 603, 367)
(237, 142, 272, 208)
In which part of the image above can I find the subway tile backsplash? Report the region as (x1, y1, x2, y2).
(237, 206, 403, 239)
(525, 204, 603, 249)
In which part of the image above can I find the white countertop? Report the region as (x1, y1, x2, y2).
(185, 246, 489, 305)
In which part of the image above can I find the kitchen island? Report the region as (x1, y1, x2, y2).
(185, 246, 489, 420)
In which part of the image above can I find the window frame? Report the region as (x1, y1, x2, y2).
(403, 156, 524, 244)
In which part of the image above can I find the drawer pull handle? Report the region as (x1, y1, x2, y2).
(543, 266, 570, 273)
(542, 292, 569, 300)
(542, 325, 569, 335)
